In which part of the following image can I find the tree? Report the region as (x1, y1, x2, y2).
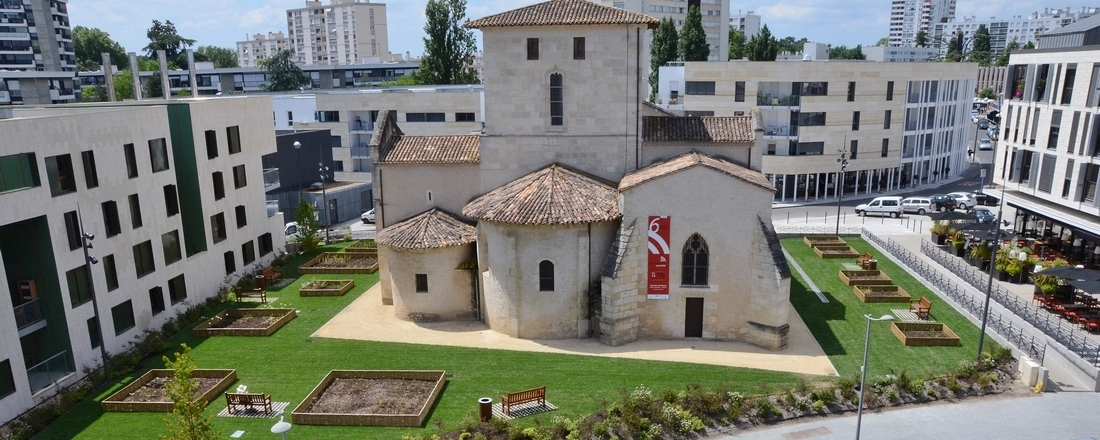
(745, 24, 778, 61)
(81, 85, 106, 102)
(73, 26, 129, 70)
(967, 24, 991, 66)
(295, 199, 321, 252)
(194, 46, 238, 68)
(775, 36, 807, 54)
(728, 27, 746, 60)
(260, 50, 310, 92)
(1022, 41, 1035, 50)
(161, 344, 218, 440)
(996, 38, 1020, 67)
(978, 87, 997, 99)
(679, 6, 709, 61)
(876, 37, 889, 46)
(649, 17, 679, 101)
(113, 70, 134, 100)
(915, 30, 929, 47)
(944, 30, 964, 62)
(829, 45, 866, 60)
(143, 20, 196, 67)
(415, 0, 479, 85)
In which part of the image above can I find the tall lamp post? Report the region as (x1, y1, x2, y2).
(975, 142, 1010, 361)
(856, 314, 894, 440)
(319, 162, 330, 244)
(835, 149, 850, 236)
(77, 211, 109, 384)
(292, 141, 302, 201)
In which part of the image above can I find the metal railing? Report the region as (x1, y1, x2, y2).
(13, 298, 43, 329)
(756, 94, 800, 106)
(26, 350, 74, 392)
(262, 168, 280, 190)
(350, 145, 369, 158)
(920, 240, 1100, 366)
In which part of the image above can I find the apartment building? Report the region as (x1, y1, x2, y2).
(889, 0, 956, 47)
(286, 0, 388, 66)
(0, 96, 285, 424)
(863, 45, 941, 62)
(599, 0, 730, 61)
(656, 61, 976, 202)
(236, 32, 292, 68)
(0, 70, 77, 105)
(993, 15, 1100, 258)
(934, 7, 1100, 57)
(729, 10, 761, 39)
(0, 0, 75, 72)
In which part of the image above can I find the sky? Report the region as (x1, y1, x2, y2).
(68, 0, 1099, 58)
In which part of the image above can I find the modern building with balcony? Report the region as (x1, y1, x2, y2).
(286, 0, 388, 66)
(0, 70, 77, 105)
(656, 60, 977, 202)
(0, 96, 285, 424)
(933, 7, 1100, 58)
(0, 0, 75, 72)
(236, 31, 292, 68)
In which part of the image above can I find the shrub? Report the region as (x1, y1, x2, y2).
(954, 360, 978, 380)
(883, 385, 899, 402)
(793, 396, 811, 412)
(754, 398, 781, 420)
(660, 403, 704, 434)
(835, 375, 857, 399)
(811, 400, 826, 413)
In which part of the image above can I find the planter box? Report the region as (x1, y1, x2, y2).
(192, 308, 296, 337)
(101, 369, 236, 412)
(852, 285, 912, 303)
(838, 270, 892, 286)
(813, 245, 859, 259)
(954, 246, 967, 257)
(299, 252, 379, 274)
(890, 322, 961, 346)
(292, 370, 447, 427)
(931, 234, 947, 245)
(804, 236, 846, 247)
(300, 279, 356, 297)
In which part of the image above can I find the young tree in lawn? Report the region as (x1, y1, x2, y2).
(73, 26, 128, 70)
(415, 0, 478, 85)
(728, 27, 746, 60)
(260, 50, 310, 91)
(295, 198, 321, 252)
(679, 6, 710, 61)
(195, 46, 239, 68)
(161, 344, 218, 440)
(648, 17, 678, 101)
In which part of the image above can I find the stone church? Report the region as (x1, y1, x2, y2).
(372, 0, 792, 350)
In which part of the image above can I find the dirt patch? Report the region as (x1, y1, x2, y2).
(212, 315, 279, 329)
(311, 255, 377, 269)
(121, 377, 223, 403)
(904, 330, 951, 338)
(308, 378, 436, 415)
(303, 281, 345, 289)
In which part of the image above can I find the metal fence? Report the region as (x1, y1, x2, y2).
(773, 225, 864, 238)
(919, 240, 1100, 367)
(861, 230, 1050, 363)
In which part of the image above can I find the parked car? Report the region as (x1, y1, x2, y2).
(987, 125, 1000, 139)
(977, 118, 990, 129)
(900, 197, 933, 215)
(361, 208, 375, 224)
(284, 222, 299, 237)
(978, 138, 993, 150)
(971, 191, 1000, 206)
(973, 207, 996, 224)
(854, 196, 903, 218)
(930, 195, 956, 212)
(946, 192, 977, 210)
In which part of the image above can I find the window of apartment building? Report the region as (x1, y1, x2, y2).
(734, 81, 745, 102)
(881, 139, 889, 158)
(168, 274, 187, 304)
(798, 112, 826, 126)
(149, 138, 170, 172)
(81, 151, 98, 189)
(0, 152, 40, 193)
(1038, 154, 1057, 193)
(133, 240, 155, 278)
(233, 165, 247, 189)
(205, 130, 218, 159)
(681, 234, 709, 287)
(1063, 159, 1075, 198)
(124, 143, 138, 178)
(242, 240, 256, 265)
(1018, 150, 1035, 186)
(224, 251, 236, 275)
(103, 254, 118, 291)
(45, 154, 76, 196)
(1082, 163, 1100, 202)
(852, 111, 860, 130)
(213, 172, 225, 200)
(315, 111, 340, 122)
(550, 73, 563, 126)
(415, 273, 428, 293)
(801, 82, 828, 96)
(227, 126, 242, 154)
(149, 286, 165, 315)
(162, 230, 181, 265)
(1068, 112, 1081, 154)
(539, 260, 554, 291)
(849, 140, 858, 159)
(886, 81, 894, 101)
(87, 318, 100, 349)
(235, 205, 247, 228)
(884, 110, 891, 129)
(405, 113, 445, 122)
(847, 81, 856, 101)
(211, 213, 227, 244)
(111, 300, 135, 336)
(1061, 64, 1076, 105)
(527, 38, 539, 60)
(332, 161, 343, 172)
(163, 185, 179, 217)
(63, 210, 80, 250)
(66, 266, 92, 307)
(128, 194, 143, 229)
(259, 233, 273, 256)
(102, 201, 121, 237)
(287, 111, 294, 125)
(685, 81, 715, 95)
(795, 141, 824, 155)
(573, 37, 585, 60)
(455, 112, 475, 122)
(1048, 110, 1063, 150)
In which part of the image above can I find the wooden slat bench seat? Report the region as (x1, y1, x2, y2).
(226, 392, 272, 415)
(909, 296, 932, 320)
(856, 252, 873, 269)
(235, 287, 266, 303)
(502, 386, 545, 416)
(263, 267, 282, 283)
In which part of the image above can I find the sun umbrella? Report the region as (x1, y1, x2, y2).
(953, 223, 998, 235)
(929, 210, 976, 222)
(1033, 266, 1100, 280)
(1068, 279, 1100, 295)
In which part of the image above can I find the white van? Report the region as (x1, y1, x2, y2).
(854, 196, 903, 218)
(901, 197, 932, 215)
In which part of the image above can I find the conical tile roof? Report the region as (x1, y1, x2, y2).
(376, 209, 477, 249)
(463, 164, 621, 225)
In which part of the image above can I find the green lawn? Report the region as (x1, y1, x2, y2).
(38, 244, 808, 440)
(783, 237, 984, 379)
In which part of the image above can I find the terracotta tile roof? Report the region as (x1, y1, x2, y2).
(466, 0, 659, 30)
(376, 209, 477, 250)
(380, 135, 480, 164)
(643, 116, 755, 143)
(619, 151, 775, 192)
(463, 164, 621, 225)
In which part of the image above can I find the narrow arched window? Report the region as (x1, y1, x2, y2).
(682, 234, 709, 286)
(550, 73, 563, 126)
(539, 260, 555, 291)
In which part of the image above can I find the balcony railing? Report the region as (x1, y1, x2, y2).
(13, 299, 44, 330)
(263, 168, 280, 191)
(757, 94, 800, 107)
(349, 121, 373, 133)
(763, 125, 798, 137)
(350, 145, 370, 158)
(27, 350, 75, 392)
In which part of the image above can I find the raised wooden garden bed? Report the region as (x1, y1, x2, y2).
(300, 279, 356, 297)
(299, 252, 379, 274)
(192, 308, 296, 337)
(101, 369, 236, 412)
(839, 270, 892, 286)
(814, 245, 860, 258)
(852, 284, 911, 303)
(804, 236, 846, 247)
(891, 322, 961, 346)
(345, 239, 378, 256)
(292, 370, 446, 427)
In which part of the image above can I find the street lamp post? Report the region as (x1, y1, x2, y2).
(77, 210, 109, 384)
(835, 149, 850, 236)
(293, 141, 302, 201)
(976, 142, 1009, 361)
(319, 162, 330, 244)
(856, 314, 894, 440)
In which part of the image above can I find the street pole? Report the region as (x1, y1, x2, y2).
(836, 149, 849, 236)
(856, 314, 894, 440)
(976, 140, 1008, 361)
(319, 163, 330, 244)
(293, 141, 302, 202)
(77, 209, 109, 384)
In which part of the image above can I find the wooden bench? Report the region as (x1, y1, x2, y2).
(235, 287, 267, 303)
(856, 252, 874, 269)
(910, 296, 932, 320)
(501, 386, 546, 416)
(226, 392, 272, 415)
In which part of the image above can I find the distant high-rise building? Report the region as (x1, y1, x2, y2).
(236, 32, 292, 67)
(889, 0, 956, 47)
(933, 7, 1100, 57)
(599, 0, 730, 61)
(729, 10, 761, 40)
(286, 0, 389, 66)
(0, 0, 75, 72)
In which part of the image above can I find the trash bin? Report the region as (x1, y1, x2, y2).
(478, 397, 493, 422)
(867, 259, 878, 270)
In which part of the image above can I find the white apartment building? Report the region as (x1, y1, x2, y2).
(934, 7, 1100, 57)
(0, 96, 285, 424)
(889, 0, 956, 47)
(286, 0, 389, 66)
(599, 0, 730, 61)
(729, 10, 761, 39)
(236, 32, 292, 68)
(863, 45, 941, 62)
(655, 61, 977, 202)
(0, 0, 75, 72)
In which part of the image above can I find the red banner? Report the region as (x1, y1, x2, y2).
(647, 216, 670, 299)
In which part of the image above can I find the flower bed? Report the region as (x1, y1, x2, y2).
(803, 236, 846, 247)
(292, 370, 447, 427)
(891, 322, 961, 346)
(345, 239, 378, 256)
(192, 308, 296, 337)
(101, 369, 236, 412)
(300, 279, 356, 297)
(852, 285, 911, 303)
(838, 270, 892, 286)
(299, 252, 379, 274)
(813, 245, 859, 259)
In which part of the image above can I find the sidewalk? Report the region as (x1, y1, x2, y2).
(772, 162, 980, 209)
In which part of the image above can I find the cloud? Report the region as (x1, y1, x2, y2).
(240, 5, 284, 29)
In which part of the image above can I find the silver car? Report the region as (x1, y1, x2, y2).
(901, 197, 933, 215)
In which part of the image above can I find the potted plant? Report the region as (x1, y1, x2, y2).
(1032, 258, 1068, 296)
(952, 233, 967, 257)
(970, 240, 993, 271)
(930, 221, 951, 245)
(995, 247, 1017, 281)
